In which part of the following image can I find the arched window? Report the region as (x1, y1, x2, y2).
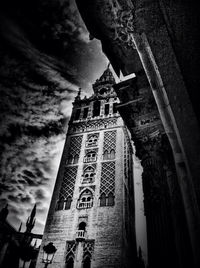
(110, 149, 115, 160)
(107, 193, 115, 206)
(68, 155, 73, 164)
(66, 256, 74, 268)
(65, 196, 72, 210)
(84, 151, 97, 162)
(83, 166, 95, 184)
(56, 197, 64, 210)
(78, 222, 86, 231)
(103, 150, 109, 160)
(100, 193, 106, 207)
(87, 135, 98, 147)
(83, 255, 91, 268)
(78, 190, 93, 209)
(73, 154, 79, 164)
(92, 100, 101, 117)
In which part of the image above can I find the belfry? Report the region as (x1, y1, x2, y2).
(36, 67, 139, 268)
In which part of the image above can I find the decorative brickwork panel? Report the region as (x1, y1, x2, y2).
(69, 118, 117, 133)
(66, 240, 77, 258)
(100, 161, 115, 195)
(83, 240, 95, 256)
(69, 135, 83, 157)
(59, 166, 78, 199)
(103, 130, 116, 152)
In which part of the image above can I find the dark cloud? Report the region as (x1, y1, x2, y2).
(0, 0, 108, 234)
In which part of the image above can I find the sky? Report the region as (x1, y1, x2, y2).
(0, 0, 146, 257)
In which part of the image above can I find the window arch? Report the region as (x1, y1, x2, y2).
(77, 190, 93, 209)
(73, 154, 79, 164)
(78, 221, 86, 231)
(84, 151, 97, 163)
(65, 196, 72, 210)
(110, 149, 115, 160)
(82, 166, 95, 184)
(103, 150, 115, 160)
(107, 193, 115, 206)
(87, 135, 98, 147)
(56, 197, 64, 210)
(100, 193, 106, 207)
(103, 150, 109, 160)
(99, 193, 115, 207)
(68, 155, 73, 164)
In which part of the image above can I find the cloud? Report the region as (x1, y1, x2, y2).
(0, 0, 108, 235)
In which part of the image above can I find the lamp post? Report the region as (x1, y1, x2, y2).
(42, 242, 57, 268)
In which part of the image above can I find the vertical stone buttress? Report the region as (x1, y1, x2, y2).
(36, 68, 137, 268)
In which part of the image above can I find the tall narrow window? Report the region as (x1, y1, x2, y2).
(83, 107, 89, 119)
(83, 255, 91, 268)
(103, 150, 108, 160)
(73, 154, 79, 164)
(100, 193, 106, 207)
(110, 149, 115, 160)
(65, 197, 72, 210)
(113, 103, 118, 114)
(56, 197, 64, 210)
(92, 100, 100, 117)
(107, 193, 115, 206)
(74, 109, 81, 120)
(68, 155, 73, 164)
(66, 256, 74, 268)
(104, 103, 109, 115)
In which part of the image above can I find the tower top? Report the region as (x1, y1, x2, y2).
(93, 65, 115, 90)
(92, 66, 116, 97)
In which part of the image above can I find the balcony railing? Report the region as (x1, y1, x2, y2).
(83, 156, 97, 163)
(86, 141, 98, 147)
(76, 230, 85, 241)
(77, 200, 93, 209)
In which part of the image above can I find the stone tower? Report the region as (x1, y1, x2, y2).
(36, 67, 137, 268)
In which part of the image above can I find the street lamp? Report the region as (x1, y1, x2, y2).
(42, 242, 57, 268)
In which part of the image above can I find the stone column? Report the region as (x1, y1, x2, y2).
(74, 242, 84, 268)
(132, 32, 200, 267)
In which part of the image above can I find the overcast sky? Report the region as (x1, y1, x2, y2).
(0, 0, 146, 259)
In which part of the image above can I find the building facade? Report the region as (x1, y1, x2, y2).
(75, 1, 200, 267)
(36, 68, 138, 268)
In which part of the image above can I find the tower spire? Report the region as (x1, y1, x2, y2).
(75, 87, 81, 101)
(0, 204, 8, 221)
(26, 204, 36, 233)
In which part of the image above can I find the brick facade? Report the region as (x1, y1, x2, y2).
(36, 68, 137, 268)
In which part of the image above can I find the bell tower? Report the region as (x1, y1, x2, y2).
(36, 67, 137, 268)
